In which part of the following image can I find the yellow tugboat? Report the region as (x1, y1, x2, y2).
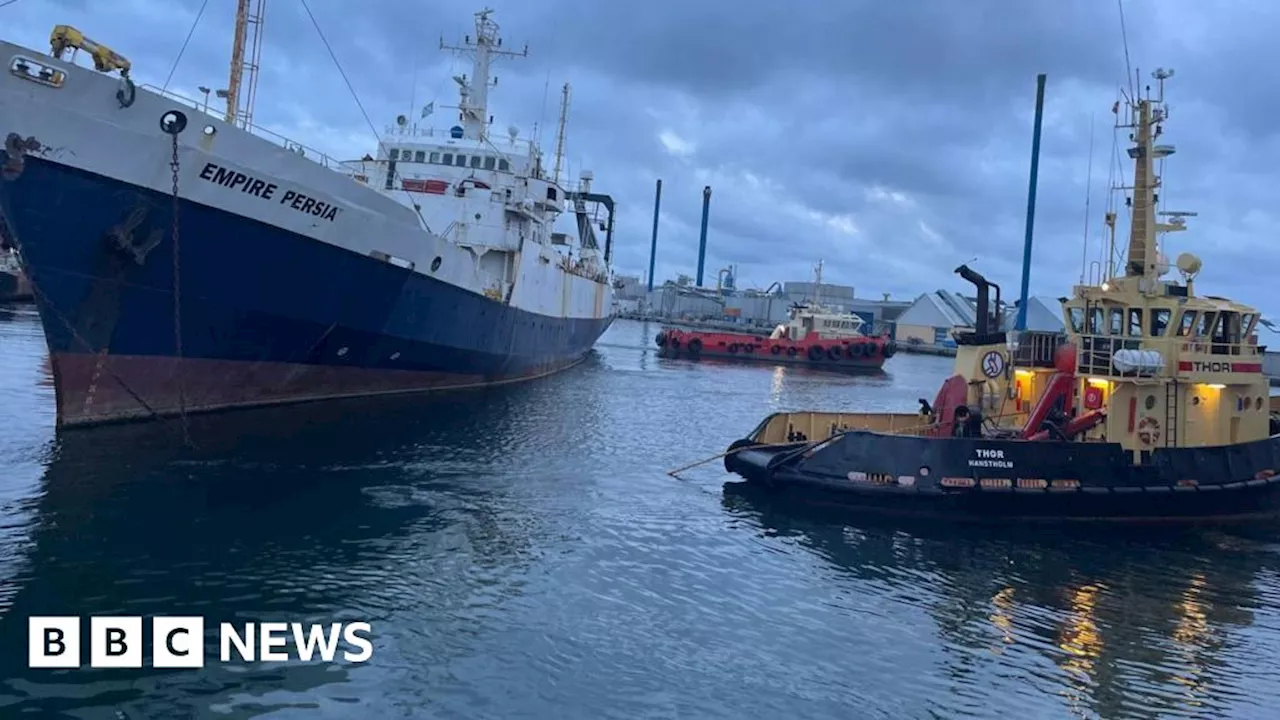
(718, 69, 1280, 524)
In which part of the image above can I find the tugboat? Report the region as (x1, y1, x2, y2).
(655, 261, 896, 369)
(718, 69, 1280, 524)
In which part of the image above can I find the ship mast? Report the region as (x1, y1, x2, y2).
(225, 0, 267, 128)
(552, 82, 570, 185)
(439, 8, 528, 142)
(1118, 67, 1191, 288)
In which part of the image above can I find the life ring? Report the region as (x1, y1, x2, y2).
(770, 345, 781, 355)
(882, 341, 897, 358)
(728, 343, 740, 353)
(826, 346, 842, 360)
(655, 331, 667, 347)
(847, 342, 865, 359)
(787, 346, 798, 357)
(1137, 415, 1161, 446)
(807, 345, 823, 361)
(686, 338, 702, 354)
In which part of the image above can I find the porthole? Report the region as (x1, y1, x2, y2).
(430, 256, 442, 272)
(1145, 395, 1156, 410)
(337, 347, 348, 357)
(390, 352, 401, 360)
(1257, 397, 1264, 411)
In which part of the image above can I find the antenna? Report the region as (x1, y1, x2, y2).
(552, 82, 570, 186)
(438, 8, 527, 141)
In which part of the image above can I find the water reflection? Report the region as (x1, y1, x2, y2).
(720, 482, 1279, 719)
(0, 374, 604, 718)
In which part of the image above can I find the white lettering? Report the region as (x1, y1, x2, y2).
(259, 622, 289, 661)
(220, 623, 254, 662)
(342, 622, 374, 662)
(291, 623, 342, 662)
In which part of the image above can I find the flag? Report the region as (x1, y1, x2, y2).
(421, 101, 434, 118)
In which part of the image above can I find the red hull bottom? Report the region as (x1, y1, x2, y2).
(657, 346, 886, 370)
(49, 352, 586, 428)
(655, 327, 895, 371)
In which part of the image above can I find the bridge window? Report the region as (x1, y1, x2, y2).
(1195, 311, 1217, 337)
(1087, 307, 1104, 334)
(455, 154, 467, 167)
(1068, 307, 1084, 332)
(442, 153, 453, 165)
(429, 151, 440, 163)
(414, 150, 426, 163)
(470, 155, 483, 168)
(1108, 308, 1123, 335)
(1127, 308, 1143, 336)
(1242, 312, 1257, 339)
(388, 148, 400, 160)
(498, 159, 510, 172)
(1176, 310, 1197, 336)
(1151, 308, 1170, 336)
(485, 156, 496, 170)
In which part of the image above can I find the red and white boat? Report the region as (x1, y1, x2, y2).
(655, 264, 896, 369)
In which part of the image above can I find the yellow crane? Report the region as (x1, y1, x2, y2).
(48, 25, 131, 76)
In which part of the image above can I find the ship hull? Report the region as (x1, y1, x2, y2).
(723, 429, 1280, 525)
(0, 152, 612, 427)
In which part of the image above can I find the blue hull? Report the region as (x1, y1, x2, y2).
(0, 152, 613, 427)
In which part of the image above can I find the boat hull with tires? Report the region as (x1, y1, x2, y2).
(654, 328, 893, 371)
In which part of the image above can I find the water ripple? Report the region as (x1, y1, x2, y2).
(0, 316, 1277, 718)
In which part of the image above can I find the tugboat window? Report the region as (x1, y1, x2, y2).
(455, 154, 467, 167)
(415, 151, 426, 163)
(1109, 308, 1123, 335)
(498, 159, 510, 172)
(471, 155, 483, 168)
(1128, 308, 1143, 336)
(1087, 307, 1104, 334)
(485, 156, 497, 170)
(443, 153, 453, 165)
(1195, 311, 1216, 337)
(429, 151, 440, 163)
(1177, 310, 1197, 336)
(388, 149, 400, 160)
(1068, 307, 1084, 332)
(1151, 308, 1170, 336)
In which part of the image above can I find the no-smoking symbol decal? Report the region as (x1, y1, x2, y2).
(981, 350, 1005, 378)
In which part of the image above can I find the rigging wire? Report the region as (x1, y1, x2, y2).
(162, 0, 210, 92)
(1079, 114, 1095, 284)
(0, 0, 20, 9)
(1117, 0, 1135, 99)
(297, 0, 430, 231)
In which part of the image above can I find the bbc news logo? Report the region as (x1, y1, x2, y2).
(28, 616, 373, 668)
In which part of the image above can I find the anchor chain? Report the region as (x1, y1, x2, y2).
(169, 132, 193, 447)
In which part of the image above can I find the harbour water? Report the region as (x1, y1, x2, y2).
(1, 308, 1279, 719)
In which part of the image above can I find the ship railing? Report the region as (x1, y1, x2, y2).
(1073, 332, 1263, 378)
(1009, 330, 1066, 368)
(140, 85, 346, 171)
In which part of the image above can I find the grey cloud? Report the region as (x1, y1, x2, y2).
(6, 0, 1278, 319)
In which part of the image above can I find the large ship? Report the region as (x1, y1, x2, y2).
(0, 5, 616, 428)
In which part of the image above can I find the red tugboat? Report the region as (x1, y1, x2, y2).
(655, 263, 896, 370)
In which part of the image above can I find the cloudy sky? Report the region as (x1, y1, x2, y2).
(6, 0, 1278, 320)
